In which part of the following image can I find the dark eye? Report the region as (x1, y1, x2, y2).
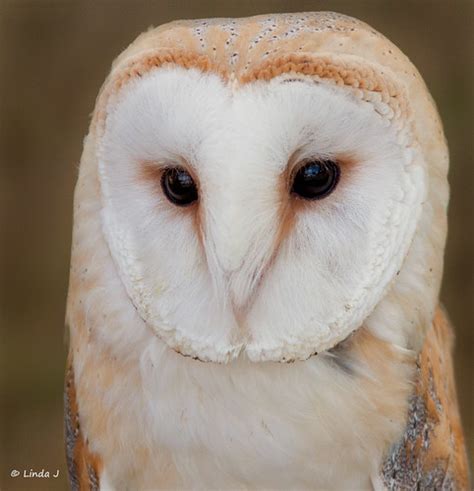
(291, 160, 340, 200)
(161, 167, 198, 206)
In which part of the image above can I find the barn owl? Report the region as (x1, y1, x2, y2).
(64, 12, 470, 490)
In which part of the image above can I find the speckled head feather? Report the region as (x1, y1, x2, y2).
(98, 11, 446, 154)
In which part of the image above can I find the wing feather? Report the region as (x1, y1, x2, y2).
(380, 306, 470, 489)
(65, 353, 102, 491)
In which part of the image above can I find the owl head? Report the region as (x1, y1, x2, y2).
(70, 12, 448, 363)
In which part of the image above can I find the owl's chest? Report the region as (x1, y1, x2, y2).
(92, 350, 379, 490)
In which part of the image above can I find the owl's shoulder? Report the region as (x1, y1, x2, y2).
(64, 355, 102, 491)
(381, 306, 470, 490)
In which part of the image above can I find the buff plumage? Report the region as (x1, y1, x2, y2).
(65, 12, 469, 490)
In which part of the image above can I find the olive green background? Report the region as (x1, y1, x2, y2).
(0, 1, 472, 489)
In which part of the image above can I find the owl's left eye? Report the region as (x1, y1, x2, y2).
(161, 167, 198, 206)
(291, 159, 340, 200)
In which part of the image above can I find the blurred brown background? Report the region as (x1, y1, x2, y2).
(0, 1, 472, 489)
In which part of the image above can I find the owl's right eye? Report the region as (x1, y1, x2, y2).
(161, 167, 198, 206)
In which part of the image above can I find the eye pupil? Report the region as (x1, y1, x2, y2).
(291, 160, 340, 200)
(161, 167, 198, 206)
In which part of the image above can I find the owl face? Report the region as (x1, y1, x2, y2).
(98, 65, 424, 363)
